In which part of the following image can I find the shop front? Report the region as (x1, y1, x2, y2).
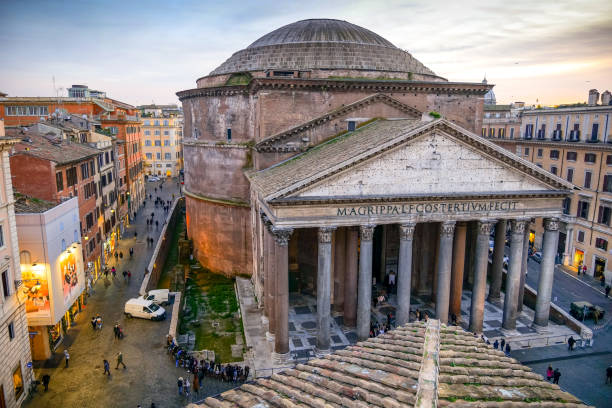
(574, 248, 585, 268)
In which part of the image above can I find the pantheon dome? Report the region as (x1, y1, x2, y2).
(205, 19, 443, 82)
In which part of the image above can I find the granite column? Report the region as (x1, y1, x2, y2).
(436, 221, 456, 324)
(357, 225, 375, 341)
(397, 222, 416, 326)
(316, 227, 335, 354)
(533, 218, 560, 328)
(469, 220, 495, 333)
(502, 220, 526, 331)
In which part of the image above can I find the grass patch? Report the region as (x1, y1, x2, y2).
(157, 214, 185, 290)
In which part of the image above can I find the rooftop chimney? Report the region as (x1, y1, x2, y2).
(588, 89, 599, 106)
(602, 90, 612, 106)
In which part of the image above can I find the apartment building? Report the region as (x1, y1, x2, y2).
(481, 103, 523, 140)
(0, 119, 33, 408)
(138, 104, 183, 177)
(7, 127, 102, 281)
(488, 89, 612, 282)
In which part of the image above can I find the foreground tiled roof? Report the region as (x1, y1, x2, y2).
(7, 129, 100, 164)
(199, 320, 589, 407)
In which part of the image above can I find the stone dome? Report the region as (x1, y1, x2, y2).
(208, 19, 439, 79)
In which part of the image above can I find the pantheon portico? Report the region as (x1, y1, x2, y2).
(250, 118, 573, 359)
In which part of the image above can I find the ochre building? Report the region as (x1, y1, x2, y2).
(178, 19, 573, 359)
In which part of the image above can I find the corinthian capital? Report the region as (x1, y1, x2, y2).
(359, 225, 375, 241)
(509, 219, 527, 235)
(544, 218, 559, 231)
(271, 227, 293, 246)
(399, 222, 417, 241)
(477, 220, 495, 236)
(440, 221, 456, 237)
(318, 227, 336, 244)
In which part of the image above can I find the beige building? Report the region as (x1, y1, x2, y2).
(0, 118, 33, 408)
(139, 105, 183, 177)
(492, 89, 612, 282)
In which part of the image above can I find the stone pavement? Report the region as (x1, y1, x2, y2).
(25, 179, 235, 408)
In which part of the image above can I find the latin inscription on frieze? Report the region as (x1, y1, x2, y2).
(337, 200, 520, 217)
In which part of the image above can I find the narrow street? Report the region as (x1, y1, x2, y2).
(24, 179, 233, 408)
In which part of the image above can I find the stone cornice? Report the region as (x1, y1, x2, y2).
(493, 138, 612, 151)
(182, 140, 252, 149)
(176, 78, 492, 101)
(255, 93, 421, 152)
(269, 190, 569, 206)
(183, 188, 250, 207)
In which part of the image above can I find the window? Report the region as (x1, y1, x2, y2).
(66, 167, 78, 187)
(524, 124, 533, 138)
(562, 197, 571, 215)
(516, 146, 522, 155)
(0, 224, 4, 247)
(481, 128, 486, 137)
(604, 175, 612, 193)
(488, 128, 494, 138)
(567, 168, 574, 183)
(598, 206, 612, 226)
(146, 153, 152, 160)
(537, 124, 546, 139)
(156, 153, 161, 160)
(591, 123, 599, 141)
(585, 153, 597, 163)
(577, 200, 590, 219)
(227, 128, 232, 142)
(1, 270, 10, 298)
(89, 160, 96, 175)
(164, 131, 169, 136)
(550, 166, 557, 175)
(163, 120, 169, 126)
(584, 171, 592, 189)
(144, 120, 150, 126)
(607, 155, 612, 165)
(144, 130, 151, 136)
(595, 238, 608, 251)
(498, 128, 505, 138)
(8, 321, 14, 340)
(4, 105, 48, 116)
(19, 251, 31, 265)
(164, 140, 170, 146)
(164, 153, 171, 160)
(577, 230, 585, 242)
(549, 150, 559, 159)
(55, 172, 63, 191)
(537, 148, 543, 158)
(510, 128, 515, 138)
(552, 124, 562, 140)
(85, 212, 94, 229)
(154, 120, 160, 126)
(567, 151, 577, 161)
(524, 147, 530, 156)
(13, 365, 24, 400)
(154, 140, 161, 146)
(154, 130, 160, 136)
(145, 140, 151, 146)
(80, 163, 89, 180)
(61, 239, 66, 251)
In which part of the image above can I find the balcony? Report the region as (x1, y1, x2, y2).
(551, 130, 562, 141)
(568, 130, 580, 142)
(587, 133, 600, 143)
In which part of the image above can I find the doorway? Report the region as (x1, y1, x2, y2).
(594, 257, 606, 279)
(573, 249, 584, 268)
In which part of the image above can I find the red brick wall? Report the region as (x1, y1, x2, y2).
(9, 154, 56, 200)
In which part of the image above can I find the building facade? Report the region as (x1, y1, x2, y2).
(15, 197, 85, 360)
(0, 120, 33, 408)
(139, 104, 183, 177)
(179, 19, 572, 361)
(8, 128, 102, 281)
(490, 90, 612, 282)
(481, 103, 523, 140)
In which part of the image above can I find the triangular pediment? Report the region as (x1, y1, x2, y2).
(293, 130, 554, 198)
(256, 93, 421, 152)
(249, 119, 573, 202)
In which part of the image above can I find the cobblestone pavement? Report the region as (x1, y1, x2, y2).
(25, 179, 237, 408)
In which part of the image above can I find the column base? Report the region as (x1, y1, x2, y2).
(265, 332, 275, 342)
(271, 351, 291, 365)
(314, 347, 331, 357)
(486, 295, 501, 306)
(261, 315, 269, 325)
(342, 324, 356, 332)
(500, 328, 520, 337)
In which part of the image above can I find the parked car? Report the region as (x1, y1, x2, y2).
(532, 251, 542, 263)
(569, 301, 605, 321)
(140, 289, 170, 306)
(124, 298, 166, 320)
(147, 176, 160, 182)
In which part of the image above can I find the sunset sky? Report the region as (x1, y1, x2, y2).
(1, 0, 610, 106)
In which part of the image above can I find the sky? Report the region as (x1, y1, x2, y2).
(1, 0, 611, 107)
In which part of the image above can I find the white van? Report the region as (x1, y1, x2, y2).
(141, 289, 170, 306)
(124, 298, 166, 320)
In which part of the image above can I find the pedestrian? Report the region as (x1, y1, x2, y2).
(493, 339, 499, 349)
(601, 275, 606, 287)
(568, 336, 576, 351)
(64, 349, 70, 367)
(134, 231, 138, 239)
(119, 251, 123, 259)
(546, 365, 553, 381)
(500, 338, 506, 350)
(129, 248, 134, 258)
(184, 377, 190, 397)
(91, 316, 97, 330)
(504, 343, 511, 356)
(606, 285, 611, 298)
(114, 323, 120, 339)
(116, 351, 126, 369)
(96, 314, 103, 329)
(114, 251, 119, 261)
(155, 220, 159, 230)
(104, 268, 109, 279)
(122, 270, 128, 282)
(103, 359, 111, 376)
(553, 368, 561, 384)
(583, 265, 587, 275)
(415, 308, 420, 321)
(133, 211, 136, 219)
(606, 366, 612, 384)
(42, 374, 50, 391)
(127, 270, 131, 283)
(177, 376, 183, 395)
(193, 373, 200, 397)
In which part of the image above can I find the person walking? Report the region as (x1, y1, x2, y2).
(553, 368, 561, 384)
(184, 377, 190, 397)
(122, 270, 128, 282)
(493, 339, 499, 350)
(64, 349, 70, 368)
(606, 285, 611, 298)
(91, 316, 97, 330)
(115, 351, 126, 369)
(192, 373, 200, 397)
(568, 336, 576, 351)
(606, 366, 612, 384)
(96, 314, 103, 330)
(119, 251, 123, 260)
(500, 338, 506, 350)
(546, 365, 554, 381)
(42, 374, 51, 391)
(127, 270, 131, 283)
(177, 377, 183, 395)
(114, 323, 120, 339)
(103, 359, 111, 376)
(504, 343, 511, 356)
(129, 247, 134, 258)
(155, 220, 159, 230)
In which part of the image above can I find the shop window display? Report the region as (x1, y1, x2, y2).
(20, 263, 50, 316)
